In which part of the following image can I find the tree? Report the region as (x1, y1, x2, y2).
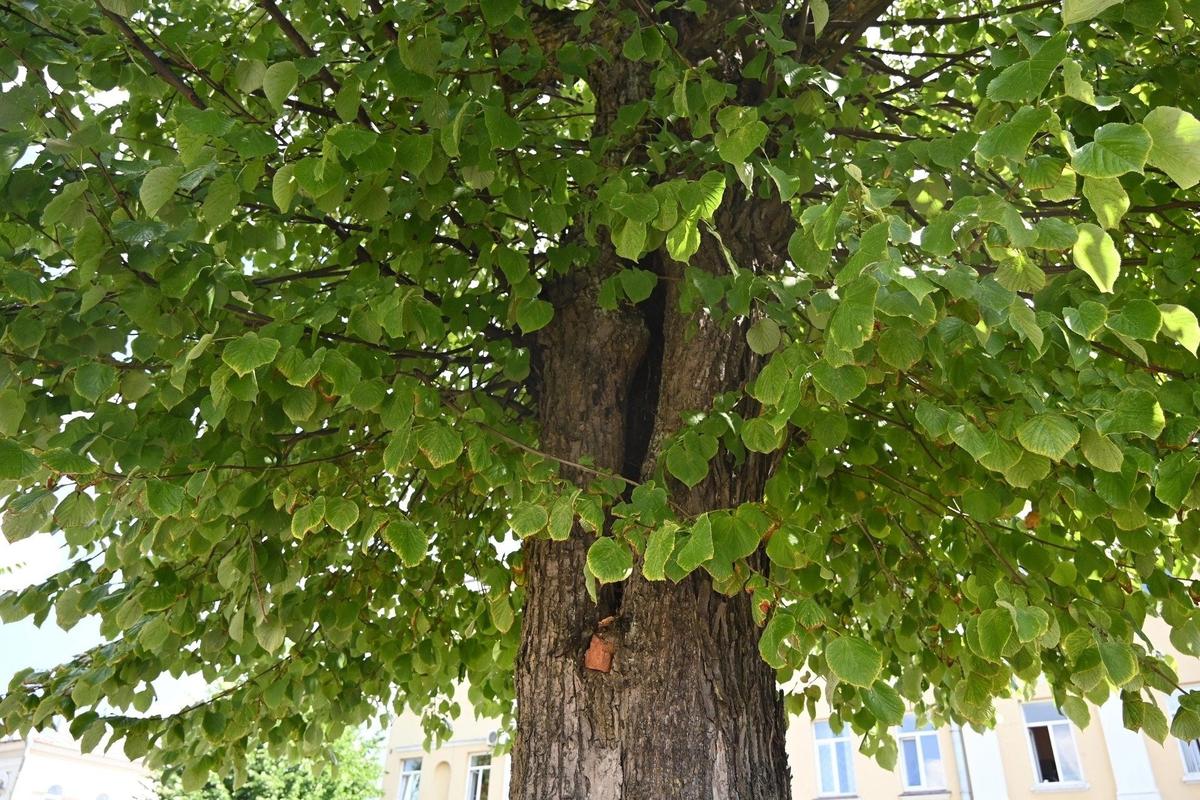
(0, 0, 1199, 796)
(157, 732, 380, 800)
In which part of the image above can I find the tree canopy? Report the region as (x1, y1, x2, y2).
(157, 731, 380, 799)
(1, 0, 1200, 789)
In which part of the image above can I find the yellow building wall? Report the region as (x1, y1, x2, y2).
(380, 685, 508, 800)
(382, 616, 1200, 800)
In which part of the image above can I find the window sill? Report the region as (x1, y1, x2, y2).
(1183, 774, 1200, 784)
(815, 795, 858, 800)
(1030, 783, 1089, 793)
(900, 791, 950, 798)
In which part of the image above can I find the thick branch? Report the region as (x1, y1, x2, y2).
(95, 3, 206, 109)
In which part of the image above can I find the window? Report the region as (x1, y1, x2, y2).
(1168, 690, 1200, 778)
(466, 754, 491, 800)
(897, 715, 946, 791)
(814, 720, 856, 797)
(1022, 702, 1083, 785)
(396, 757, 422, 800)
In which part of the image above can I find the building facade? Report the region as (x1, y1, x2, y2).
(0, 727, 151, 800)
(380, 620, 1200, 800)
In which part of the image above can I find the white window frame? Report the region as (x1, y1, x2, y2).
(896, 716, 947, 792)
(1168, 689, 1200, 780)
(466, 753, 492, 800)
(813, 720, 857, 798)
(1021, 702, 1085, 788)
(395, 756, 422, 800)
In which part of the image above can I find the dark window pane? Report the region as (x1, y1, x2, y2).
(1029, 725, 1060, 782)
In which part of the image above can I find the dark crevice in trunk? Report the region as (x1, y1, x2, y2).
(619, 272, 667, 486)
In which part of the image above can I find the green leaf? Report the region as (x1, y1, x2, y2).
(1082, 176, 1128, 229)
(1097, 389, 1165, 438)
(976, 107, 1051, 162)
(613, 218, 647, 260)
(1011, 606, 1050, 643)
(746, 318, 782, 355)
(1155, 452, 1199, 509)
(484, 105, 523, 149)
(395, 133, 434, 175)
(1106, 299, 1161, 340)
(826, 636, 882, 687)
(263, 61, 298, 110)
(985, 32, 1069, 102)
(1143, 106, 1200, 189)
(864, 681, 906, 725)
(0, 440, 38, 481)
(515, 298, 554, 334)
(1063, 0, 1123, 23)
(1099, 640, 1138, 686)
(665, 432, 713, 488)
(828, 276, 878, 352)
(1061, 59, 1097, 106)
(642, 524, 677, 581)
(221, 332, 281, 377)
(1017, 413, 1079, 461)
(1080, 428, 1123, 472)
(325, 497, 359, 533)
(383, 518, 427, 566)
(547, 495, 575, 541)
(675, 519, 714, 573)
(255, 615, 285, 654)
(489, 595, 514, 633)
(146, 480, 185, 518)
(1072, 123, 1152, 178)
(202, 173, 240, 225)
(611, 193, 659, 224)
(139, 166, 181, 217)
(510, 503, 548, 538)
(272, 163, 297, 212)
(1159, 304, 1200, 355)
(878, 325, 923, 370)
(480, 0, 519, 25)
(291, 497, 326, 538)
(759, 612, 796, 669)
(1072, 223, 1121, 293)
(73, 362, 116, 403)
(976, 608, 1013, 662)
(0, 390, 25, 437)
(666, 218, 701, 262)
(741, 417, 782, 454)
(416, 423, 463, 468)
(715, 107, 768, 165)
(811, 362, 867, 404)
(587, 537, 633, 584)
(1064, 301, 1108, 339)
(619, 268, 657, 303)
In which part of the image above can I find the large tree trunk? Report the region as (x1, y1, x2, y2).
(510, 223, 791, 798)
(506, 2, 855, 792)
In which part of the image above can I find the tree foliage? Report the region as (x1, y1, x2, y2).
(1, 0, 1200, 785)
(157, 732, 380, 800)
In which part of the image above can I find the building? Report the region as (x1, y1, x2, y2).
(380, 618, 1200, 800)
(0, 727, 151, 800)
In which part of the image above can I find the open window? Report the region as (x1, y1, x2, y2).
(396, 757, 422, 800)
(1021, 702, 1083, 786)
(466, 753, 491, 800)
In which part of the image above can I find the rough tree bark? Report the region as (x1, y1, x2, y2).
(510, 3, 893, 797)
